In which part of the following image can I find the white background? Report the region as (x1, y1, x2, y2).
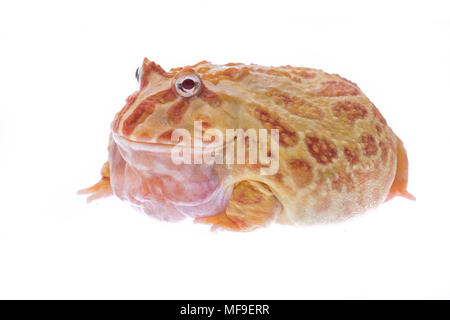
(0, 0, 449, 299)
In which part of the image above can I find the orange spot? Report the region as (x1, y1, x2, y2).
(268, 89, 324, 120)
(232, 182, 264, 205)
(332, 100, 367, 123)
(252, 104, 298, 147)
(290, 69, 316, 79)
(379, 141, 389, 164)
(344, 146, 360, 166)
(193, 114, 214, 138)
(173, 67, 198, 78)
(289, 159, 313, 187)
(271, 172, 284, 184)
(255, 68, 302, 83)
(200, 86, 222, 107)
(317, 81, 359, 97)
(361, 133, 378, 157)
(305, 134, 337, 164)
(122, 98, 155, 136)
(197, 67, 211, 73)
(281, 65, 316, 78)
(376, 125, 382, 134)
(168, 99, 190, 125)
(332, 171, 354, 192)
(122, 89, 176, 136)
(113, 92, 139, 131)
(134, 130, 154, 141)
(157, 129, 175, 142)
(203, 67, 250, 84)
(140, 58, 173, 89)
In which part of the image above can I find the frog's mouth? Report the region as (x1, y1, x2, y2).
(112, 132, 228, 153)
(114, 133, 184, 152)
(110, 132, 233, 219)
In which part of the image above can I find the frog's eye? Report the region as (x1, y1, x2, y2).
(174, 74, 202, 98)
(135, 66, 142, 83)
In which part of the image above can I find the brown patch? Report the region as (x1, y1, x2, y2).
(202, 67, 250, 84)
(290, 69, 316, 79)
(225, 62, 244, 66)
(332, 171, 354, 192)
(168, 100, 190, 125)
(134, 130, 154, 141)
(289, 159, 313, 187)
(194, 114, 213, 131)
(255, 67, 302, 83)
(122, 89, 176, 136)
(268, 89, 324, 120)
(197, 67, 211, 73)
(194, 114, 215, 142)
(379, 141, 389, 165)
(251, 103, 298, 147)
(271, 172, 284, 184)
(305, 134, 338, 164)
(376, 125, 382, 134)
(157, 129, 175, 142)
(343, 146, 360, 166)
(354, 168, 378, 185)
(140, 58, 173, 89)
(200, 86, 222, 107)
(113, 91, 139, 131)
(361, 133, 378, 156)
(232, 181, 264, 205)
(175, 67, 197, 75)
(332, 100, 367, 123)
(317, 81, 359, 97)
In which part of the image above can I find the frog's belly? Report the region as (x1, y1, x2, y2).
(109, 137, 231, 221)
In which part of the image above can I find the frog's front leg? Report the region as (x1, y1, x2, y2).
(78, 161, 112, 202)
(195, 180, 280, 231)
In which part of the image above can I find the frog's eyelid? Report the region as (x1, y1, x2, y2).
(174, 74, 202, 98)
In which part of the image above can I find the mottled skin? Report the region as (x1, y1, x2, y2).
(80, 58, 414, 231)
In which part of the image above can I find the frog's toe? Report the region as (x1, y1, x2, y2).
(194, 212, 249, 231)
(194, 180, 280, 232)
(79, 161, 112, 202)
(78, 177, 112, 203)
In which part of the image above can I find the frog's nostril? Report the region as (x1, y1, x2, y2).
(174, 74, 202, 98)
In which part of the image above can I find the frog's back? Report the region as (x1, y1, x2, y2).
(189, 62, 401, 223)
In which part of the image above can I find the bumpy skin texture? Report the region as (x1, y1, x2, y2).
(80, 58, 414, 230)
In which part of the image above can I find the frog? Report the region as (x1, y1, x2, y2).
(79, 58, 414, 231)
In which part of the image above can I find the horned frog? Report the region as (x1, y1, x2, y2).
(79, 58, 414, 231)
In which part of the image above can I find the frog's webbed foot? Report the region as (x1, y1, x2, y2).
(195, 180, 280, 232)
(78, 162, 112, 203)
